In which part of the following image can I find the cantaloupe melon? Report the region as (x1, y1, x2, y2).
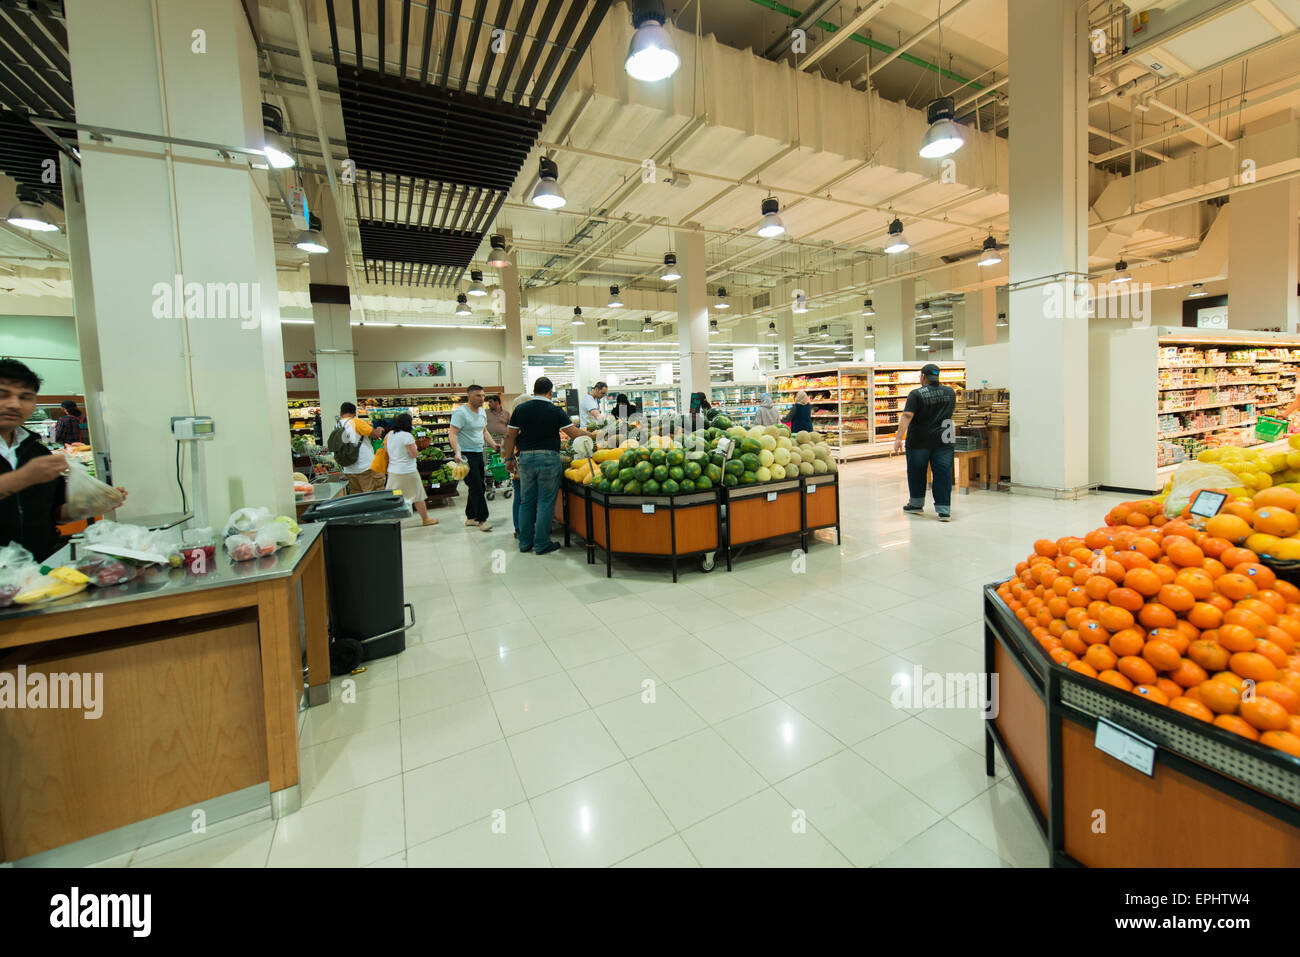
(755, 466, 772, 482)
(769, 464, 786, 480)
(758, 449, 774, 467)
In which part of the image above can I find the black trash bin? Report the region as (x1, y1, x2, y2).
(300, 489, 415, 675)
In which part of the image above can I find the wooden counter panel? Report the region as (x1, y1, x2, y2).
(728, 491, 801, 546)
(671, 504, 719, 554)
(567, 490, 588, 539)
(805, 485, 838, 527)
(1060, 719, 1300, 867)
(0, 613, 267, 861)
(608, 507, 672, 555)
(992, 640, 1048, 818)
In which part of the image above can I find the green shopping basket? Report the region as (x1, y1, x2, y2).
(1255, 414, 1289, 443)
(488, 452, 510, 482)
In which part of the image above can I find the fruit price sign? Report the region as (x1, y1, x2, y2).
(397, 361, 449, 379)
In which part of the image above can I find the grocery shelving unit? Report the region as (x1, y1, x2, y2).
(285, 388, 502, 459)
(766, 362, 966, 460)
(1090, 326, 1300, 492)
(710, 383, 764, 424)
(622, 385, 679, 419)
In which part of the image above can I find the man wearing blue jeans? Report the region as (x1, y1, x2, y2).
(894, 363, 957, 522)
(501, 377, 591, 555)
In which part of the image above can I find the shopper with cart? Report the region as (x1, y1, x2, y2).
(894, 363, 957, 522)
(449, 385, 498, 532)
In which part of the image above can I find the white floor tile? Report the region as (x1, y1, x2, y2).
(398, 661, 487, 718)
(613, 834, 700, 868)
(853, 719, 996, 815)
(400, 696, 504, 771)
(680, 789, 851, 868)
(132, 820, 275, 868)
(267, 777, 406, 868)
(713, 700, 845, 783)
(403, 740, 526, 847)
(669, 663, 776, 724)
(873, 819, 1009, 868)
(734, 644, 835, 697)
(489, 671, 589, 735)
(506, 711, 624, 797)
(630, 729, 766, 830)
(406, 802, 551, 867)
(633, 635, 725, 682)
(784, 675, 912, 746)
(476, 641, 563, 692)
(947, 779, 1049, 868)
(529, 763, 674, 867)
(300, 721, 403, 806)
(594, 686, 706, 757)
(566, 652, 661, 707)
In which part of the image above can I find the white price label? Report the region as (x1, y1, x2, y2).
(766, 491, 777, 502)
(1094, 718, 1156, 776)
(807, 484, 817, 494)
(641, 503, 655, 514)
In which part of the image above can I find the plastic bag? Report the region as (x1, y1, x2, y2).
(224, 534, 258, 562)
(0, 543, 40, 608)
(1163, 461, 1242, 517)
(222, 507, 274, 539)
(82, 520, 174, 565)
(73, 553, 138, 587)
(63, 456, 125, 520)
(13, 566, 89, 604)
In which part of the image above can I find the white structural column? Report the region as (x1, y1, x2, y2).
(1228, 179, 1300, 331)
(574, 345, 601, 400)
(851, 312, 868, 361)
(65, 0, 293, 521)
(950, 301, 966, 357)
(677, 229, 710, 399)
(963, 287, 997, 348)
(776, 308, 795, 369)
(500, 255, 524, 396)
(1008, 0, 1090, 494)
(309, 190, 356, 424)
(873, 279, 915, 361)
(731, 318, 760, 383)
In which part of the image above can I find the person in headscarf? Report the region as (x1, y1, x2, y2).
(754, 393, 781, 427)
(784, 390, 813, 433)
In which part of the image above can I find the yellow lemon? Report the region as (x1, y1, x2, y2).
(1246, 533, 1282, 556)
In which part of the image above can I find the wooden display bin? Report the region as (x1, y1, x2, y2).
(564, 483, 722, 581)
(723, 474, 841, 570)
(984, 586, 1300, 867)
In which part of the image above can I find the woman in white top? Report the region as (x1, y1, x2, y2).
(385, 413, 436, 526)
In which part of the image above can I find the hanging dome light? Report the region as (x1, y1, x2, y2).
(756, 197, 785, 238)
(660, 253, 681, 281)
(977, 234, 1002, 266)
(1187, 283, 1208, 299)
(487, 235, 511, 268)
(919, 96, 963, 159)
(531, 156, 566, 209)
(454, 293, 472, 316)
(819, 324, 830, 339)
(865, 325, 875, 337)
(709, 319, 719, 334)
(918, 301, 933, 319)
(571, 306, 585, 325)
(642, 316, 654, 333)
(525, 335, 535, 349)
(625, 0, 680, 82)
(6, 187, 59, 232)
(260, 103, 295, 169)
(293, 213, 328, 254)
(714, 287, 731, 309)
(467, 270, 488, 296)
(766, 321, 778, 337)
(996, 313, 1008, 327)
(792, 293, 808, 314)
(883, 218, 910, 254)
(608, 285, 624, 307)
(861, 299, 875, 317)
(1110, 260, 1132, 284)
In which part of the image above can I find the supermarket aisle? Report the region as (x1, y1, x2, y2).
(102, 459, 1132, 868)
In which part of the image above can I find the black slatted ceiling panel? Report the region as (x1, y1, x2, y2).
(0, 1, 75, 207)
(324, 0, 610, 287)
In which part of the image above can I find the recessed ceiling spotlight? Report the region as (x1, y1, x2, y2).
(756, 197, 785, 237)
(883, 217, 910, 254)
(531, 156, 566, 209)
(642, 316, 654, 333)
(917, 301, 933, 319)
(525, 335, 535, 349)
(919, 95, 963, 159)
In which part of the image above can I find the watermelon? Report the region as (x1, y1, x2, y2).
(705, 428, 722, 441)
(685, 450, 707, 464)
(601, 460, 620, 480)
(618, 450, 638, 471)
(669, 465, 685, 481)
(740, 452, 761, 472)
(634, 461, 654, 482)
(679, 478, 696, 492)
(682, 461, 701, 481)
(642, 479, 661, 495)
(596, 478, 611, 491)
(740, 470, 757, 485)
(722, 473, 739, 488)
(618, 467, 636, 483)
(712, 414, 733, 430)
(661, 478, 680, 495)
(705, 463, 722, 482)
(650, 449, 667, 467)
(694, 475, 713, 490)
(666, 449, 685, 467)
(652, 464, 669, 482)
(624, 479, 643, 494)
(638, 447, 652, 462)
(710, 451, 725, 468)
(724, 459, 744, 477)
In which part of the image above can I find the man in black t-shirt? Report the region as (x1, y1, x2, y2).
(503, 377, 591, 555)
(894, 363, 957, 521)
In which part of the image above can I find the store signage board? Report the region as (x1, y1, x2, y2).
(528, 355, 566, 367)
(537, 325, 552, 335)
(1188, 489, 1227, 520)
(398, 361, 450, 379)
(766, 491, 777, 502)
(1196, 307, 1228, 329)
(1094, 718, 1156, 776)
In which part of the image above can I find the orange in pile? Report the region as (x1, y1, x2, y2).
(997, 497, 1300, 758)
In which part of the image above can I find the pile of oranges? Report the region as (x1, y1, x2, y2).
(998, 497, 1300, 758)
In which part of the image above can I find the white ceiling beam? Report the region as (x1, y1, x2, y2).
(867, 0, 982, 77)
(1252, 0, 1298, 32)
(799, 0, 892, 71)
(1094, 0, 1259, 74)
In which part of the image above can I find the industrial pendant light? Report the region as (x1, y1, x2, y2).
(571, 306, 585, 326)
(525, 335, 535, 349)
(467, 270, 488, 296)
(6, 186, 59, 232)
(260, 103, 295, 169)
(792, 293, 808, 314)
(487, 235, 511, 268)
(766, 321, 778, 337)
(918, 301, 933, 319)
(919, 96, 963, 159)
(642, 316, 654, 333)
(819, 324, 830, 339)
(660, 253, 681, 281)
(1110, 260, 1132, 284)
(996, 313, 1008, 327)
(862, 299, 875, 317)
(883, 218, 910, 254)
(756, 197, 785, 237)
(607, 285, 624, 307)
(1187, 283, 1208, 299)
(454, 293, 472, 316)
(531, 157, 567, 209)
(625, 0, 680, 82)
(977, 234, 1002, 266)
(714, 287, 731, 309)
(709, 319, 719, 334)
(865, 325, 874, 338)
(294, 213, 328, 254)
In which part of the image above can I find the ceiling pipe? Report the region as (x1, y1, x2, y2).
(868, 0, 982, 77)
(764, 0, 844, 59)
(1143, 97, 1236, 150)
(1092, 0, 1259, 76)
(796, 0, 891, 70)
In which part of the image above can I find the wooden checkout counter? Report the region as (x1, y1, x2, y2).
(0, 524, 330, 863)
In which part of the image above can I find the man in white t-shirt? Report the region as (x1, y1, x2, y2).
(338, 402, 384, 493)
(579, 381, 606, 423)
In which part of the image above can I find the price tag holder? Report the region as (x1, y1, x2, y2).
(807, 484, 817, 494)
(641, 503, 655, 514)
(1094, 718, 1156, 776)
(766, 491, 777, 502)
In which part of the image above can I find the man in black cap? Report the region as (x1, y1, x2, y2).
(893, 363, 957, 521)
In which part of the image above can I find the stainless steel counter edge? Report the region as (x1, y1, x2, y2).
(0, 522, 325, 623)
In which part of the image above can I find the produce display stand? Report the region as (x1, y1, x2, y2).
(983, 584, 1300, 867)
(723, 473, 841, 570)
(563, 482, 723, 581)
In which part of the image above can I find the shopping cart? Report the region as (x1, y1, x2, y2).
(485, 450, 513, 500)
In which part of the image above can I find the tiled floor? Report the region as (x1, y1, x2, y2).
(91, 457, 1130, 868)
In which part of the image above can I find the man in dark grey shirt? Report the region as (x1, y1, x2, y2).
(894, 363, 957, 521)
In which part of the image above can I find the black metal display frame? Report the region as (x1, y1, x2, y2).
(983, 584, 1300, 867)
(722, 473, 842, 571)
